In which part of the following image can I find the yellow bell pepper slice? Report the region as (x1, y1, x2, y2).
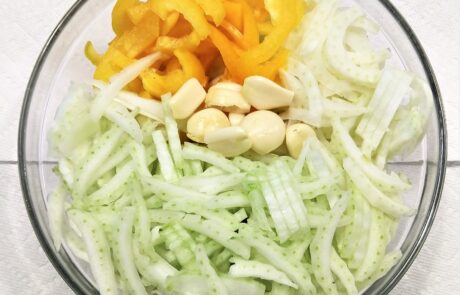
(209, 26, 288, 82)
(155, 31, 202, 52)
(84, 41, 102, 66)
(141, 49, 206, 97)
(174, 49, 207, 84)
(166, 58, 181, 72)
(114, 10, 160, 58)
(161, 12, 181, 35)
(220, 20, 250, 49)
(112, 0, 138, 35)
(195, 39, 220, 71)
(223, 1, 243, 31)
(257, 21, 273, 35)
(240, 0, 304, 64)
(150, 0, 210, 39)
(128, 2, 150, 24)
(240, 0, 259, 47)
(94, 46, 133, 82)
(194, 0, 226, 25)
(128, 0, 209, 39)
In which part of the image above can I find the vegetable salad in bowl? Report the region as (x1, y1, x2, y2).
(47, 0, 434, 294)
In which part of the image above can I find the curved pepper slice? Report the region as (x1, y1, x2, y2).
(194, 38, 220, 71)
(240, 0, 304, 64)
(128, 2, 150, 24)
(150, 0, 210, 39)
(220, 20, 250, 49)
(223, 1, 243, 31)
(209, 27, 287, 82)
(114, 10, 160, 58)
(112, 0, 138, 35)
(155, 31, 202, 52)
(161, 12, 181, 35)
(94, 46, 133, 82)
(128, 0, 209, 39)
(194, 0, 226, 25)
(240, 0, 259, 47)
(141, 49, 206, 97)
(175, 49, 207, 84)
(85, 41, 102, 66)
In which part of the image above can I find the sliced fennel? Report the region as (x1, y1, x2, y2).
(49, 78, 428, 294)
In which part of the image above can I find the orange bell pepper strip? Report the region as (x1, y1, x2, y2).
(84, 41, 102, 66)
(141, 49, 206, 97)
(114, 10, 160, 58)
(223, 1, 243, 31)
(209, 26, 288, 82)
(112, 0, 138, 35)
(240, 0, 259, 47)
(194, 0, 226, 25)
(240, 0, 304, 64)
(194, 38, 219, 69)
(208, 26, 245, 81)
(167, 17, 193, 37)
(127, 77, 144, 93)
(166, 58, 181, 72)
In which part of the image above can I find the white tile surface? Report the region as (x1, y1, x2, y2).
(0, 165, 73, 295)
(0, 0, 458, 294)
(392, 167, 460, 294)
(391, 0, 460, 161)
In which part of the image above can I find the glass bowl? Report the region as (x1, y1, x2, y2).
(18, 0, 447, 294)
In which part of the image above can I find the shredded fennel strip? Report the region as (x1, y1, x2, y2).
(310, 192, 350, 295)
(91, 52, 162, 121)
(68, 210, 118, 295)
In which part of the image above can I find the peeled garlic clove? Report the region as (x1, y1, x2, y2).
(228, 113, 245, 126)
(170, 78, 206, 119)
(286, 123, 316, 158)
(187, 108, 230, 143)
(240, 110, 286, 155)
(205, 82, 251, 114)
(204, 126, 252, 157)
(242, 76, 294, 110)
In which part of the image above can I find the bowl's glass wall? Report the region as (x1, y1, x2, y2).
(19, 0, 446, 294)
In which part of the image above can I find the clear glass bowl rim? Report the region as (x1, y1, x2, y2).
(18, 0, 448, 294)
